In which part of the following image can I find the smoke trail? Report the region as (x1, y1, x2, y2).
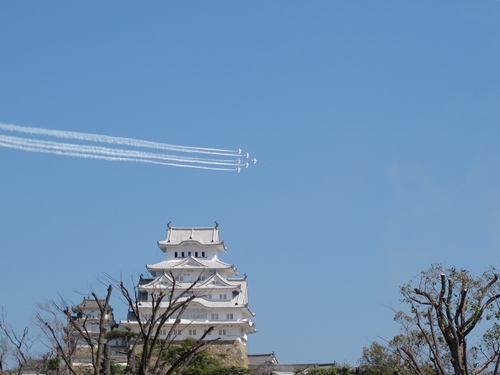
(0, 122, 254, 172)
(0, 135, 242, 167)
(0, 139, 238, 171)
(0, 123, 242, 157)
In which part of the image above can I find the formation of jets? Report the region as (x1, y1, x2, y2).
(236, 149, 257, 173)
(236, 158, 257, 173)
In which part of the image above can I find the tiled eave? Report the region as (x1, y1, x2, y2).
(157, 240, 226, 252)
(146, 259, 235, 271)
(135, 299, 254, 315)
(120, 318, 256, 331)
(138, 284, 241, 292)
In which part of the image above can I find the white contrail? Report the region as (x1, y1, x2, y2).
(0, 122, 253, 172)
(0, 135, 242, 167)
(0, 123, 242, 157)
(0, 139, 238, 171)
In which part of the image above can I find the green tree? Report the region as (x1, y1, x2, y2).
(296, 365, 355, 375)
(359, 341, 402, 375)
(47, 357, 61, 371)
(109, 361, 125, 375)
(382, 264, 500, 375)
(359, 338, 433, 375)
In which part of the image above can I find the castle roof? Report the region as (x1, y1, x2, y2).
(136, 299, 254, 316)
(72, 297, 113, 314)
(121, 314, 256, 333)
(248, 353, 279, 366)
(138, 273, 249, 302)
(146, 257, 235, 273)
(157, 225, 226, 252)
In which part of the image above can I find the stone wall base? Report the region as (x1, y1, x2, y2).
(205, 340, 249, 368)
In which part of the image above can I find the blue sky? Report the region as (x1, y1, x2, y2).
(1, 0, 500, 366)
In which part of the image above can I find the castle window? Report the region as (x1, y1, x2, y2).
(204, 329, 211, 336)
(202, 252, 205, 257)
(174, 329, 182, 336)
(219, 329, 226, 335)
(207, 294, 212, 299)
(181, 252, 185, 257)
(175, 252, 178, 258)
(188, 252, 191, 256)
(226, 313, 233, 320)
(211, 313, 219, 320)
(195, 252, 198, 257)
(188, 329, 196, 336)
(220, 294, 227, 300)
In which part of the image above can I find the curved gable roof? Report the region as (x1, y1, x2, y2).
(162, 227, 219, 245)
(146, 258, 235, 273)
(157, 226, 226, 252)
(174, 256, 207, 268)
(200, 272, 238, 288)
(140, 273, 174, 289)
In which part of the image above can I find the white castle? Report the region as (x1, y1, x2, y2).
(121, 223, 256, 344)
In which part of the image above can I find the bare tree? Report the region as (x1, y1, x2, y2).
(0, 331, 9, 375)
(28, 270, 222, 375)
(0, 309, 44, 375)
(105, 329, 138, 374)
(36, 298, 78, 375)
(393, 264, 500, 375)
(108, 272, 220, 375)
(36, 286, 113, 375)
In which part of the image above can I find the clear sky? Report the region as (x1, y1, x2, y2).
(1, 0, 500, 366)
